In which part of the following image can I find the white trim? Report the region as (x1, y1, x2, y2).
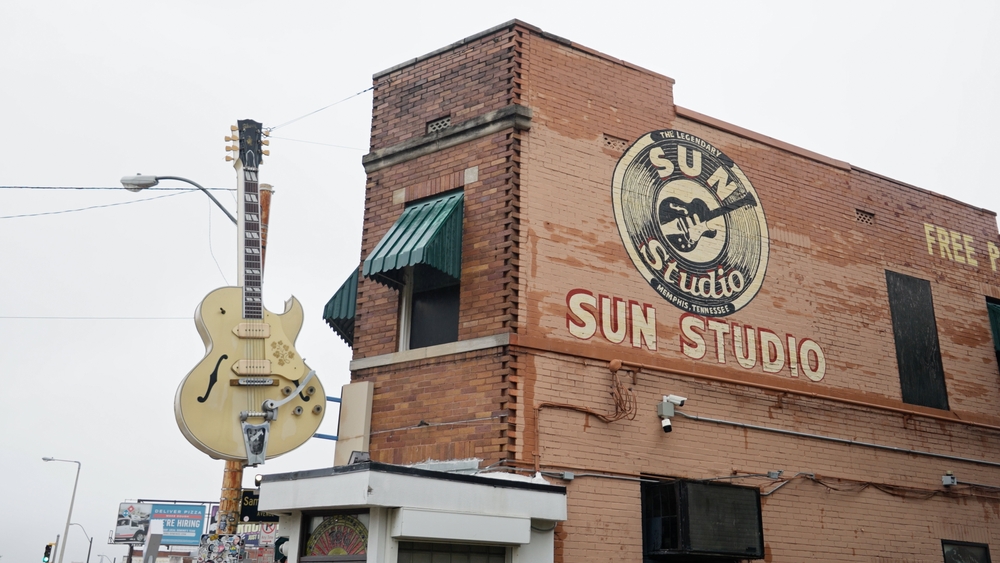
(351, 333, 510, 371)
(397, 267, 413, 352)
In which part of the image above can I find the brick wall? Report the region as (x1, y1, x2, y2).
(349, 20, 1000, 563)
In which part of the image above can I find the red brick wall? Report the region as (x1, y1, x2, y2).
(358, 347, 509, 465)
(350, 21, 1000, 563)
(369, 24, 522, 151)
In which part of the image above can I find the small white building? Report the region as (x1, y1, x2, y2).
(259, 460, 567, 563)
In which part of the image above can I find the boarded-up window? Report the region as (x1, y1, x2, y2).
(885, 271, 949, 410)
(987, 299, 1000, 368)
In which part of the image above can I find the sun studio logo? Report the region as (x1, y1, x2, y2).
(612, 130, 769, 316)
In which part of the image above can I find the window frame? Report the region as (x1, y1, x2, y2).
(942, 539, 992, 563)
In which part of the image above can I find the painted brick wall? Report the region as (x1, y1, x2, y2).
(508, 24, 1000, 563)
(349, 20, 1000, 563)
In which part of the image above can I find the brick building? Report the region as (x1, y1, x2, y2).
(261, 20, 1000, 563)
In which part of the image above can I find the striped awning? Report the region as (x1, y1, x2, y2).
(324, 269, 358, 347)
(362, 191, 464, 289)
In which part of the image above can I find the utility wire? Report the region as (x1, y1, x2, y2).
(268, 136, 364, 151)
(0, 316, 188, 320)
(0, 186, 234, 191)
(266, 82, 382, 132)
(0, 190, 192, 219)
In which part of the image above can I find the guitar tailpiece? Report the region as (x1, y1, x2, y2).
(240, 410, 273, 421)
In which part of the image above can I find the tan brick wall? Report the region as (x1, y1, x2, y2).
(350, 21, 1000, 563)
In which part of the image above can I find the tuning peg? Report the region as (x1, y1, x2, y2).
(226, 155, 234, 162)
(225, 135, 237, 142)
(261, 139, 270, 146)
(262, 130, 270, 137)
(262, 150, 270, 156)
(230, 125, 238, 132)
(228, 145, 239, 152)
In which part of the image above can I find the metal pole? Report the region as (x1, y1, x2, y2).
(85, 536, 93, 563)
(155, 176, 237, 225)
(53, 535, 60, 563)
(43, 459, 81, 563)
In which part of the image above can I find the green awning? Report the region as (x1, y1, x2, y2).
(324, 269, 358, 347)
(363, 191, 464, 289)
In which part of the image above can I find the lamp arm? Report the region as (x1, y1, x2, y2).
(156, 176, 238, 225)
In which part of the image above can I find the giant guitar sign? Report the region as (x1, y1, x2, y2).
(174, 119, 325, 464)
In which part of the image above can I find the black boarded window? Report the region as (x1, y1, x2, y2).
(986, 298, 1000, 368)
(885, 271, 949, 410)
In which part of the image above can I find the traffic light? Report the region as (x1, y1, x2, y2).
(43, 543, 54, 563)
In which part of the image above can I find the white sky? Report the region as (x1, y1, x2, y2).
(1, 1, 998, 562)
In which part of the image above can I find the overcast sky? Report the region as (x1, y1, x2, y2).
(2, 1, 998, 562)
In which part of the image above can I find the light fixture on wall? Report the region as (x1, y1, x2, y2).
(657, 395, 687, 433)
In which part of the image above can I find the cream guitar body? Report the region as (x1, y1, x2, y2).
(174, 286, 325, 461)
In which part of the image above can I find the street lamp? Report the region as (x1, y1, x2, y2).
(97, 556, 115, 563)
(120, 174, 237, 225)
(42, 457, 81, 563)
(69, 523, 93, 563)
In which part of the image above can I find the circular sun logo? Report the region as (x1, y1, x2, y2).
(612, 130, 769, 317)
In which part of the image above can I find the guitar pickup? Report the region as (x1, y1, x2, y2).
(233, 323, 271, 338)
(231, 359, 271, 375)
(230, 377, 278, 387)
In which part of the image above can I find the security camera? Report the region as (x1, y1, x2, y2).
(661, 417, 672, 433)
(665, 394, 687, 407)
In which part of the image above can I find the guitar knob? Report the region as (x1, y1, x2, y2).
(292, 406, 304, 416)
(312, 405, 323, 415)
(305, 386, 316, 396)
(282, 386, 293, 396)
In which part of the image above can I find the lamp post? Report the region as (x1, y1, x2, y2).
(97, 555, 115, 563)
(69, 523, 93, 563)
(120, 174, 237, 225)
(42, 457, 81, 563)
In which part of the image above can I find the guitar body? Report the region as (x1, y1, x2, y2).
(174, 286, 325, 461)
(659, 197, 719, 252)
(658, 193, 758, 252)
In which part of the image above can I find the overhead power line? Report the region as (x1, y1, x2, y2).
(0, 190, 196, 219)
(267, 81, 384, 132)
(0, 186, 234, 191)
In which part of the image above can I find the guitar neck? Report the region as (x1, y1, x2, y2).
(235, 119, 265, 320)
(705, 193, 756, 222)
(240, 168, 263, 319)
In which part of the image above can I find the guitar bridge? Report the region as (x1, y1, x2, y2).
(230, 377, 278, 387)
(232, 323, 271, 338)
(231, 359, 271, 375)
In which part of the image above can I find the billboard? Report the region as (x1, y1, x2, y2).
(114, 502, 208, 545)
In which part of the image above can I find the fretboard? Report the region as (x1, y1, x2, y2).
(242, 169, 263, 319)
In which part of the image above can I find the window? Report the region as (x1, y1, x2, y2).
(640, 479, 763, 561)
(885, 270, 949, 410)
(361, 191, 464, 352)
(399, 265, 460, 351)
(943, 540, 991, 563)
(397, 542, 506, 563)
(986, 298, 1000, 368)
(301, 513, 368, 563)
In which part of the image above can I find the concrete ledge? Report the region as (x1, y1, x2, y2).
(350, 333, 510, 371)
(362, 105, 532, 173)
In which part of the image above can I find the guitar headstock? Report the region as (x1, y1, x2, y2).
(225, 120, 270, 167)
